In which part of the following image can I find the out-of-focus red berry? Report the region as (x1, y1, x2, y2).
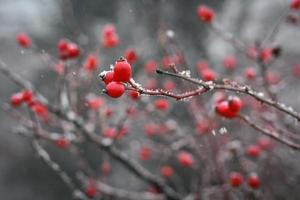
(154, 99, 169, 111)
(16, 33, 32, 48)
(246, 144, 261, 157)
(124, 48, 138, 64)
(144, 60, 157, 74)
(223, 55, 237, 70)
(85, 183, 97, 198)
(84, 54, 98, 71)
(177, 151, 194, 167)
(229, 172, 244, 187)
(160, 165, 174, 178)
(244, 67, 256, 80)
(163, 80, 176, 91)
(86, 97, 104, 110)
(257, 136, 273, 151)
(197, 5, 215, 23)
(103, 127, 117, 138)
(291, 0, 300, 10)
(129, 90, 139, 100)
(201, 68, 217, 81)
(139, 146, 152, 161)
(101, 161, 111, 175)
(247, 173, 260, 189)
(10, 93, 23, 107)
(55, 137, 70, 149)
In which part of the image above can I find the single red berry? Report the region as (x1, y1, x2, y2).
(10, 93, 23, 107)
(260, 48, 272, 64)
(247, 47, 259, 60)
(103, 71, 115, 85)
(244, 67, 256, 80)
(177, 151, 194, 167)
(86, 97, 104, 110)
(16, 33, 32, 48)
(154, 99, 169, 110)
(57, 39, 69, 59)
(55, 137, 70, 149)
(247, 173, 260, 189)
(31, 102, 49, 120)
(201, 68, 217, 81)
(106, 81, 125, 98)
(257, 136, 273, 151)
(67, 43, 80, 58)
(144, 123, 159, 137)
(113, 59, 132, 82)
(246, 144, 261, 157)
(228, 96, 242, 113)
(291, 0, 300, 10)
(197, 5, 215, 23)
(144, 60, 157, 74)
(103, 127, 117, 138)
(223, 55, 237, 70)
(84, 54, 98, 71)
(129, 90, 139, 100)
(161, 56, 174, 69)
(102, 24, 116, 37)
(139, 146, 152, 161)
(85, 184, 97, 198)
(196, 119, 210, 135)
(103, 34, 119, 48)
(265, 71, 281, 85)
(229, 172, 244, 187)
(160, 165, 174, 178)
(215, 101, 237, 118)
(124, 48, 138, 64)
(21, 90, 33, 103)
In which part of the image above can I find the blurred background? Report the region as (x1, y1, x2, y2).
(1, 0, 300, 199)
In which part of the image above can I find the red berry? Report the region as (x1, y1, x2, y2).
(103, 127, 117, 138)
(228, 96, 242, 113)
(223, 55, 237, 70)
(144, 123, 159, 137)
(260, 48, 272, 64)
(160, 165, 174, 178)
(246, 144, 261, 157)
(196, 119, 210, 135)
(247, 173, 260, 189)
(144, 60, 157, 74)
(106, 82, 125, 98)
(86, 97, 104, 110)
(84, 54, 98, 71)
(229, 172, 244, 187)
(57, 39, 69, 59)
(291, 0, 300, 10)
(244, 67, 256, 80)
(102, 24, 116, 37)
(16, 33, 31, 48)
(201, 68, 217, 81)
(103, 71, 115, 85)
(21, 90, 33, 103)
(154, 99, 169, 110)
(103, 34, 119, 48)
(124, 48, 138, 64)
(129, 90, 139, 100)
(113, 59, 132, 82)
(139, 146, 152, 161)
(197, 5, 215, 23)
(161, 56, 174, 69)
(215, 101, 237, 118)
(85, 184, 97, 198)
(10, 93, 23, 107)
(177, 151, 194, 167)
(67, 43, 80, 58)
(257, 136, 273, 151)
(55, 137, 70, 149)
(265, 71, 281, 85)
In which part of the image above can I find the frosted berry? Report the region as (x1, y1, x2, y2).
(106, 82, 125, 98)
(113, 59, 132, 82)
